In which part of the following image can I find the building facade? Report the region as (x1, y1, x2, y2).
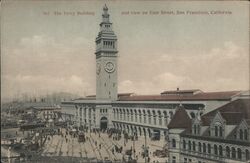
(61, 5, 247, 141)
(168, 97, 250, 163)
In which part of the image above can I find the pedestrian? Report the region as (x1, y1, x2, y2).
(122, 155, 125, 162)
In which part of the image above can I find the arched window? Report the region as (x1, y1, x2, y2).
(134, 110, 138, 122)
(237, 148, 242, 160)
(152, 111, 156, 125)
(172, 139, 176, 148)
(192, 142, 196, 151)
(190, 112, 195, 119)
(219, 145, 223, 156)
(240, 129, 243, 140)
(169, 111, 173, 119)
(219, 126, 223, 137)
(203, 143, 206, 153)
(120, 110, 122, 120)
(123, 110, 126, 120)
(198, 142, 202, 152)
(148, 111, 151, 124)
(215, 126, 218, 136)
(126, 109, 129, 121)
(244, 129, 248, 140)
(163, 111, 168, 126)
(214, 145, 218, 155)
(208, 144, 211, 154)
(246, 149, 249, 161)
(194, 125, 197, 134)
(158, 111, 162, 126)
(139, 110, 142, 123)
(188, 141, 191, 150)
(226, 146, 230, 158)
(143, 111, 146, 123)
(130, 109, 133, 121)
(232, 147, 236, 159)
(183, 140, 186, 149)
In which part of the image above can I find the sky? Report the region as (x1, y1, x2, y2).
(1, 0, 249, 101)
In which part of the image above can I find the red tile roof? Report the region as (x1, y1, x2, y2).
(161, 89, 202, 95)
(203, 99, 250, 118)
(221, 112, 244, 125)
(201, 116, 214, 126)
(84, 93, 134, 99)
(119, 91, 240, 101)
(168, 105, 192, 130)
(201, 99, 250, 125)
(246, 119, 250, 125)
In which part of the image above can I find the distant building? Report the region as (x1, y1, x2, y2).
(35, 106, 61, 121)
(168, 95, 250, 163)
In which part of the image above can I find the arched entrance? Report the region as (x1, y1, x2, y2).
(100, 117, 108, 130)
(148, 128, 151, 137)
(139, 127, 142, 136)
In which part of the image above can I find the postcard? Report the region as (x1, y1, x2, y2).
(1, 1, 249, 163)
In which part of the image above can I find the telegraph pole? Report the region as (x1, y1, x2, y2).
(144, 132, 148, 163)
(133, 132, 135, 159)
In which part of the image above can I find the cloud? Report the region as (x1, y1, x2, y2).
(153, 73, 194, 89)
(2, 34, 249, 100)
(2, 74, 93, 99)
(2, 35, 94, 76)
(119, 72, 194, 94)
(119, 41, 248, 94)
(206, 41, 247, 60)
(2, 35, 96, 99)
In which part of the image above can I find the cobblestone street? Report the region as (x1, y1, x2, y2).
(41, 129, 168, 163)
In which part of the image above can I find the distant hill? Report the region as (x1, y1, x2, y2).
(1, 92, 81, 111)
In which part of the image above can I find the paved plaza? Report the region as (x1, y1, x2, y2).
(41, 129, 168, 163)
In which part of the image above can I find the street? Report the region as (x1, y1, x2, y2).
(41, 128, 168, 163)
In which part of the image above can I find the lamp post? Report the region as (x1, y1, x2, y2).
(144, 132, 148, 163)
(133, 132, 136, 159)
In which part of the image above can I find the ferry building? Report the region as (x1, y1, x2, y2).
(61, 5, 245, 140)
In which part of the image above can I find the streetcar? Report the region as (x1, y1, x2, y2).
(78, 132, 85, 142)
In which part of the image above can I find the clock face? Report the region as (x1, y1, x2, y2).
(96, 63, 101, 75)
(104, 62, 115, 73)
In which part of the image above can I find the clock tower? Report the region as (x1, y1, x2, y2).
(95, 4, 118, 101)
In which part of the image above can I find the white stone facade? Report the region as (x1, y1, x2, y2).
(168, 98, 250, 163)
(95, 4, 118, 101)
